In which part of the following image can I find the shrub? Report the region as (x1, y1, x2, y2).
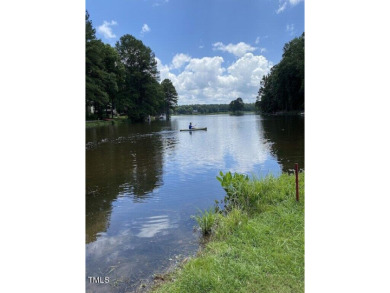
(192, 208, 220, 236)
(216, 171, 249, 211)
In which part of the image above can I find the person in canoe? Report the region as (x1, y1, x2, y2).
(189, 122, 195, 129)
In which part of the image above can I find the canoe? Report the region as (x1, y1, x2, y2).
(180, 127, 207, 131)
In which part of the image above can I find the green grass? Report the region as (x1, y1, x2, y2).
(153, 173, 304, 293)
(192, 208, 221, 236)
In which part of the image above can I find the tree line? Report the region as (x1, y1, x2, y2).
(174, 103, 256, 115)
(256, 33, 304, 114)
(86, 11, 178, 122)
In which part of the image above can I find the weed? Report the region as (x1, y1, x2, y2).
(192, 208, 220, 236)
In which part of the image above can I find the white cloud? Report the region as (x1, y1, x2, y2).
(212, 42, 256, 57)
(141, 24, 151, 35)
(276, 2, 287, 14)
(156, 57, 177, 83)
(286, 24, 295, 35)
(289, 0, 304, 5)
(254, 37, 267, 53)
(97, 20, 118, 39)
(277, 0, 303, 14)
(171, 53, 191, 69)
(156, 51, 273, 105)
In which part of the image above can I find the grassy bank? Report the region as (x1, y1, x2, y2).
(152, 172, 304, 293)
(85, 116, 128, 128)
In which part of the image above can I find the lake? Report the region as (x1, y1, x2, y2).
(86, 113, 304, 292)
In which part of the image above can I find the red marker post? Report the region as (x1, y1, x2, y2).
(295, 163, 299, 201)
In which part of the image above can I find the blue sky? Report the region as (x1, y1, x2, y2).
(86, 0, 304, 105)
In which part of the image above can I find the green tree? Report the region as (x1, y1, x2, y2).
(101, 44, 125, 118)
(229, 97, 244, 113)
(256, 33, 304, 113)
(115, 34, 160, 122)
(86, 11, 125, 119)
(85, 11, 95, 42)
(161, 79, 178, 120)
(86, 12, 109, 119)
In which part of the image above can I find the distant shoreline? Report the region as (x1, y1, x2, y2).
(85, 111, 304, 128)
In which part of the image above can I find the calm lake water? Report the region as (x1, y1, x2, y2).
(86, 114, 304, 292)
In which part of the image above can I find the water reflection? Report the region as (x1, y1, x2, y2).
(86, 122, 176, 243)
(261, 115, 305, 172)
(136, 215, 173, 238)
(85, 114, 304, 292)
(165, 115, 274, 176)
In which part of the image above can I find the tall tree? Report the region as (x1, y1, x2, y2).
(86, 11, 109, 119)
(86, 11, 126, 119)
(115, 34, 160, 122)
(161, 79, 178, 120)
(101, 44, 125, 118)
(256, 33, 304, 113)
(85, 11, 96, 42)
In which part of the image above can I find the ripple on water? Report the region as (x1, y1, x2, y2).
(134, 215, 177, 238)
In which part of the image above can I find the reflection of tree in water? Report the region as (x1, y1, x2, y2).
(86, 121, 176, 243)
(260, 115, 304, 172)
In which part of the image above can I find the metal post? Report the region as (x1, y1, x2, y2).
(295, 163, 299, 201)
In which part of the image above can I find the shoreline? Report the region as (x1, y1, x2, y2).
(85, 117, 128, 128)
(85, 111, 304, 128)
(150, 172, 305, 293)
